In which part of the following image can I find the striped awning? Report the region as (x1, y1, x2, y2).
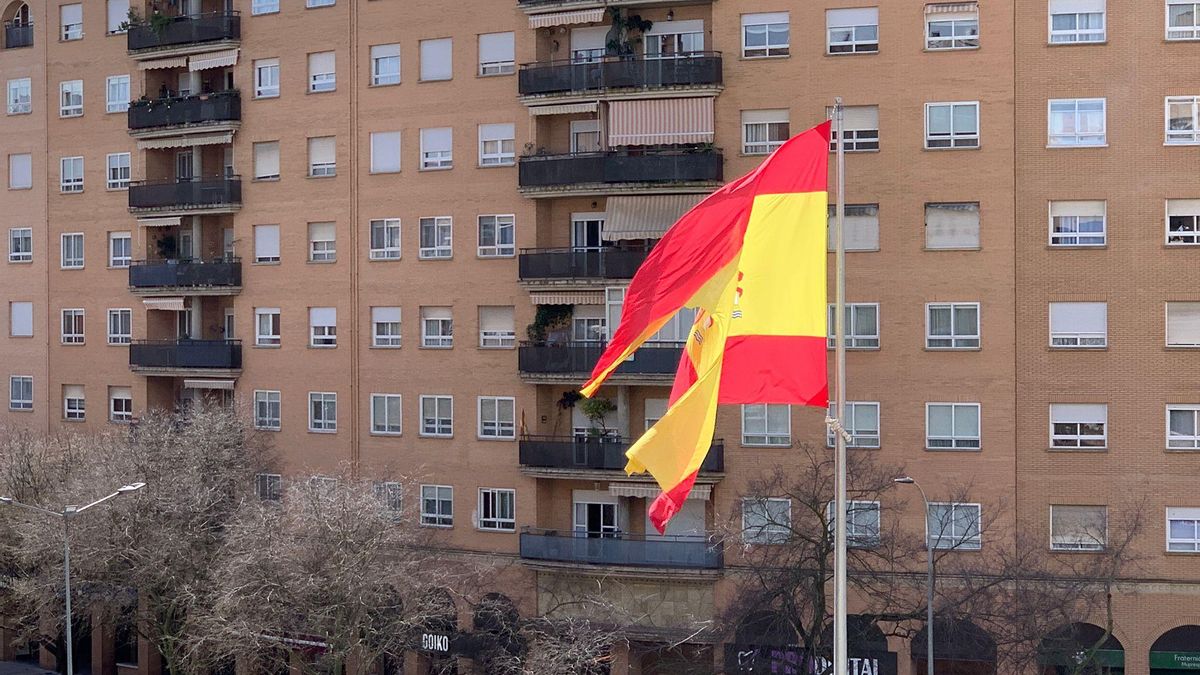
(143, 297, 185, 311)
(925, 2, 978, 13)
(138, 131, 234, 150)
(528, 8, 605, 28)
(183, 379, 235, 390)
(603, 194, 704, 241)
(189, 48, 239, 71)
(529, 291, 604, 306)
(608, 97, 714, 146)
(138, 56, 188, 70)
(609, 483, 712, 501)
(137, 216, 182, 228)
(529, 102, 598, 116)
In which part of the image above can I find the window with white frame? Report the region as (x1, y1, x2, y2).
(420, 38, 453, 81)
(572, 309, 606, 343)
(827, 500, 881, 548)
(63, 385, 85, 421)
(253, 142, 280, 180)
(106, 153, 130, 190)
(370, 131, 401, 174)
(1166, 96, 1200, 144)
(420, 306, 453, 347)
(106, 75, 129, 113)
(254, 390, 281, 430)
(742, 497, 791, 544)
(371, 307, 401, 347)
(1049, 0, 1105, 42)
(479, 306, 515, 348)
(255, 307, 280, 346)
(255, 473, 282, 501)
(926, 3, 980, 48)
(925, 202, 980, 249)
(478, 488, 515, 531)
(926, 402, 981, 449)
(1167, 302, 1200, 346)
(826, 105, 879, 151)
(61, 233, 84, 268)
(926, 302, 980, 348)
(10, 302, 32, 337)
(421, 484, 453, 526)
(742, 109, 789, 155)
(570, 119, 601, 153)
(109, 386, 132, 422)
(1050, 505, 1106, 551)
(1049, 302, 1107, 347)
(644, 19, 705, 57)
(371, 393, 402, 435)
(60, 156, 84, 193)
(477, 215, 514, 257)
(827, 303, 879, 348)
(1167, 199, 1200, 245)
(826, 7, 879, 54)
(61, 309, 84, 344)
(826, 204, 881, 251)
(309, 307, 337, 347)
(1048, 98, 1106, 146)
(826, 401, 880, 448)
(375, 481, 403, 512)
(308, 392, 337, 431)
(925, 102, 979, 148)
(478, 396, 515, 439)
(9, 228, 31, 263)
(420, 127, 453, 169)
(308, 222, 336, 262)
(927, 502, 982, 550)
(1167, 405, 1200, 449)
(370, 44, 401, 86)
(742, 403, 791, 446)
(419, 216, 452, 259)
(369, 218, 401, 260)
(479, 123, 515, 166)
(60, 4, 82, 40)
(106, 0, 128, 33)
(308, 136, 336, 177)
(1050, 403, 1107, 448)
(9, 376, 32, 411)
(420, 395, 453, 437)
(254, 225, 280, 263)
(251, 0, 279, 15)
(107, 308, 131, 345)
(308, 51, 336, 92)
(59, 80, 82, 117)
(254, 59, 280, 98)
(9, 154, 32, 189)
(1048, 200, 1105, 246)
(7, 78, 31, 114)
(742, 12, 790, 57)
(1167, 507, 1200, 551)
(1168, 0, 1200, 39)
(479, 32, 515, 75)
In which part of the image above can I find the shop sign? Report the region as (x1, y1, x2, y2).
(725, 643, 898, 675)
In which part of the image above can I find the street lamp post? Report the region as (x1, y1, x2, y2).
(894, 476, 934, 675)
(0, 482, 146, 675)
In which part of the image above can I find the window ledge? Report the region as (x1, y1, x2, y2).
(923, 446, 982, 452)
(1165, 345, 1200, 350)
(1045, 447, 1108, 453)
(418, 78, 454, 84)
(1045, 40, 1108, 47)
(368, 170, 401, 176)
(307, 429, 338, 434)
(253, 427, 281, 432)
(62, 418, 85, 423)
(420, 523, 454, 529)
(252, 177, 280, 183)
(8, 260, 33, 265)
(369, 345, 402, 350)
(1046, 244, 1107, 250)
(739, 443, 793, 449)
(307, 345, 338, 349)
(1165, 448, 1200, 454)
(1048, 346, 1108, 351)
(1164, 550, 1200, 556)
(478, 346, 516, 351)
(419, 345, 454, 350)
(1045, 144, 1109, 149)
(254, 95, 280, 101)
(419, 166, 454, 172)
(9, 187, 33, 191)
(477, 436, 516, 442)
(252, 261, 281, 266)
(738, 55, 791, 62)
(923, 347, 982, 352)
(419, 434, 454, 440)
(306, 89, 338, 95)
(370, 432, 403, 437)
(1165, 142, 1200, 147)
(923, 145, 982, 152)
(477, 72, 515, 79)
(824, 50, 880, 57)
(922, 46, 981, 53)
(7, 408, 33, 413)
(368, 82, 402, 89)
(306, 174, 337, 179)
(476, 254, 516, 260)
(923, 247, 982, 252)
(306, 259, 338, 265)
(477, 528, 517, 533)
(252, 344, 282, 349)
(1048, 548, 1106, 555)
(825, 347, 881, 352)
(477, 163, 516, 169)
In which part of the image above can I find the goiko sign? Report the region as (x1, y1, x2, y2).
(725, 644, 898, 675)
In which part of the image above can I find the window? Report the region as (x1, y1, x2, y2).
(254, 225, 280, 263)
(827, 303, 879, 348)
(255, 308, 281, 346)
(307, 0, 335, 7)
(926, 403, 981, 449)
(254, 390, 281, 430)
(742, 12, 790, 57)
(254, 59, 280, 98)
(60, 156, 84, 193)
(106, 153, 131, 190)
(1166, 96, 1200, 144)
(420, 38, 453, 81)
(1050, 403, 1107, 448)
(826, 401, 880, 448)
(419, 216, 452, 259)
(1168, 0, 1200, 39)
(59, 81, 82, 117)
(308, 222, 336, 262)
(1049, 200, 1106, 246)
(479, 306, 515, 348)
(478, 488, 515, 531)
(255, 473, 282, 501)
(1050, 505, 1106, 551)
(827, 105, 879, 151)
(9, 228, 31, 263)
(478, 396, 515, 439)
(372, 307, 401, 347)
(107, 308, 131, 345)
(420, 127, 453, 169)
(1048, 98, 1106, 146)
(63, 385, 85, 421)
(106, 0, 128, 33)
(925, 102, 979, 149)
(308, 51, 336, 92)
(926, 4, 980, 48)
(420, 395, 453, 437)
(478, 215, 514, 257)
(308, 392, 337, 432)
(827, 500, 881, 548)
(826, 7, 879, 54)
(479, 123, 515, 167)
(60, 4, 82, 40)
(9, 376, 32, 411)
(308, 136, 336, 177)
(9, 154, 31, 189)
(926, 302, 980, 348)
(742, 498, 791, 544)
(1167, 507, 1200, 551)
(927, 503, 982, 550)
(370, 131, 401, 174)
(61, 309, 84, 344)
(309, 307, 337, 347)
(108, 386, 132, 422)
(571, 119, 601, 153)
(371, 393, 402, 435)
(925, 203, 980, 249)
(375, 482, 403, 513)
(742, 110, 789, 155)
(1168, 199, 1200, 244)
(827, 204, 882, 251)
(573, 312, 606, 343)
(10, 302, 32, 337)
(61, 233, 84, 268)
(742, 403, 791, 446)
(421, 485, 453, 526)
(1167, 302, 1200, 346)
(420, 307, 453, 348)
(370, 44, 401, 85)
(1168, 404, 1200, 449)
(105, 75, 129, 113)
(1049, 0, 1105, 42)
(1049, 302, 1107, 347)
(366, 218, 401, 260)
(251, 0, 279, 15)
(479, 32, 515, 75)
(7, 78, 31, 114)
(253, 142, 280, 180)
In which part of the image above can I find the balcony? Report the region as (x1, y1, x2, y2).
(520, 529, 722, 570)
(518, 341, 682, 383)
(129, 339, 242, 375)
(129, 258, 241, 295)
(127, 11, 239, 56)
(518, 148, 722, 197)
(4, 22, 32, 49)
(518, 0, 693, 13)
(520, 436, 723, 474)
(519, 247, 648, 284)
(519, 53, 722, 100)
(128, 91, 241, 138)
(128, 176, 241, 215)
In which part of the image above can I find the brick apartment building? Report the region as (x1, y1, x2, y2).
(0, 0, 1199, 673)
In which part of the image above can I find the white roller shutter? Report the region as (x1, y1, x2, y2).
(1049, 200, 1105, 217)
(827, 7, 878, 27)
(1049, 302, 1106, 335)
(373, 307, 401, 324)
(309, 137, 335, 165)
(370, 132, 401, 173)
(254, 142, 279, 179)
(10, 302, 33, 336)
(420, 38, 453, 81)
(1167, 302, 1200, 346)
(254, 225, 280, 260)
(1050, 403, 1106, 424)
(421, 306, 452, 320)
(1049, 0, 1105, 13)
(421, 127, 452, 154)
(570, 26, 608, 54)
(1167, 199, 1200, 216)
(479, 306, 514, 332)
(107, 0, 129, 33)
(925, 203, 980, 249)
(309, 307, 336, 327)
(479, 32, 514, 64)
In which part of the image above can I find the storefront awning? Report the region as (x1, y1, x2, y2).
(609, 483, 711, 501)
(603, 194, 704, 241)
(138, 56, 188, 70)
(529, 291, 604, 306)
(138, 131, 233, 150)
(608, 97, 714, 146)
(137, 216, 182, 228)
(143, 297, 185, 311)
(189, 48, 239, 71)
(183, 379, 236, 390)
(528, 8, 605, 29)
(529, 102, 598, 116)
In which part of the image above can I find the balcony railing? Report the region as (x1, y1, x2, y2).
(129, 258, 241, 290)
(519, 52, 722, 96)
(520, 436, 724, 472)
(127, 11, 240, 52)
(128, 176, 241, 211)
(518, 148, 722, 189)
(520, 528, 722, 569)
(128, 90, 241, 131)
(518, 247, 649, 281)
(4, 22, 32, 49)
(130, 339, 242, 370)
(519, 341, 682, 376)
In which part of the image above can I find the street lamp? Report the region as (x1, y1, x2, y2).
(0, 481, 146, 675)
(894, 476, 934, 675)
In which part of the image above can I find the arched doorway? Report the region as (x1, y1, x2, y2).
(1149, 625, 1200, 674)
(727, 612, 897, 674)
(910, 618, 996, 675)
(417, 589, 458, 675)
(472, 593, 522, 672)
(1038, 623, 1124, 675)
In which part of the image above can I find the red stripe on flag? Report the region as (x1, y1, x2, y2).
(648, 470, 699, 535)
(717, 335, 828, 406)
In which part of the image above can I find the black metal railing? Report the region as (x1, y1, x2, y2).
(520, 436, 724, 472)
(130, 340, 242, 370)
(127, 11, 240, 52)
(519, 52, 722, 96)
(518, 341, 683, 375)
(129, 258, 241, 290)
(4, 22, 32, 49)
(128, 176, 241, 210)
(518, 247, 649, 280)
(518, 148, 722, 188)
(520, 528, 722, 569)
(128, 90, 240, 131)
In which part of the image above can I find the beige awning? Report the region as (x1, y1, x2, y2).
(137, 216, 182, 228)
(529, 291, 604, 306)
(608, 97, 715, 146)
(529, 102, 598, 116)
(138, 56, 188, 70)
(609, 483, 712, 501)
(189, 48, 239, 71)
(183, 379, 236, 390)
(138, 131, 234, 150)
(143, 297, 185, 311)
(603, 194, 704, 241)
(926, 2, 978, 13)
(528, 8, 605, 28)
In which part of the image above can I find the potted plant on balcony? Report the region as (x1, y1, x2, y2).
(580, 397, 617, 441)
(605, 8, 652, 58)
(525, 305, 571, 346)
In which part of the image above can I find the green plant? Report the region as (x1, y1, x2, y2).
(605, 8, 653, 57)
(580, 398, 617, 437)
(525, 304, 572, 344)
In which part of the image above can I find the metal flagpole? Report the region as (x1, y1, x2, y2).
(832, 97, 849, 675)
